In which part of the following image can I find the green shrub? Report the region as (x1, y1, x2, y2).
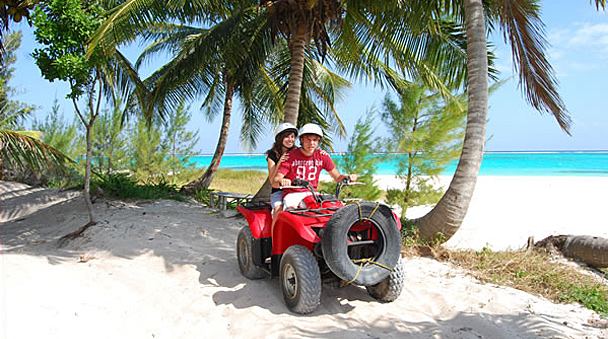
(92, 173, 184, 201)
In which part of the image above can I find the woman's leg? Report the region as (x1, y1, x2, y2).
(269, 190, 283, 238)
(271, 205, 283, 237)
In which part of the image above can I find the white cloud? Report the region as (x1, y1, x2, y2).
(546, 23, 608, 76)
(567, 23, 608, 48)
(550, 23, 608, 56)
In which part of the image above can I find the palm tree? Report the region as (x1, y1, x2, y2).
(412, 0, 489, 241)
(1, 30, 71, 180)
(0, 105, 71, 179)
(90, 1, 350, 191)
(413, 0, 606, 241)
(1, 0, 39, 57)
(259, 0, 344, 125)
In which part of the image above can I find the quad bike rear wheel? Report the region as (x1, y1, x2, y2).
(237, 226, 266, 279)
(322, 202, 401, 286)
(366, 258, 405, 302)
(280, 245, 322, 314)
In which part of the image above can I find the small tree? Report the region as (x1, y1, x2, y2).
(128, 104, 199, 185)
(381, 82, 466, 217)
(320, 113, 382, 201)
(32, 0, 114, 223)
(129, 118, 165, 184)
(92, 104, 128, 175)
(161, 102, 200, 185)
(33, 99, 79, 158)
(0, 31, 35, 120)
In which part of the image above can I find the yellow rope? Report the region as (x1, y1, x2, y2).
(341, 202, 387, 287)
(365, 202, 380, 221)
(355, 201, 381, 222)
(351, 258, 393, 271)
(341, 258, 394, 287)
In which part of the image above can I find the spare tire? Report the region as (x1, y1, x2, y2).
(322, 202, 400, 286)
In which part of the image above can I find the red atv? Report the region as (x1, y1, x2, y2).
(236, 179, 404, 314)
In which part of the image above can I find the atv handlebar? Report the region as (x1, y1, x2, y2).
(282, 177, 365, 200)
(291, 178, 310, 187)
(335, 177, 364, 198)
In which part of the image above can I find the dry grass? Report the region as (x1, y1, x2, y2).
(208, 169, 267, 195)
(406, 243, 608, 315)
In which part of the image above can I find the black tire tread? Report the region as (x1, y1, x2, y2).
(236, 226, 266, 279)
(366, 258, 405, 302)
(280, 245, 321, 314)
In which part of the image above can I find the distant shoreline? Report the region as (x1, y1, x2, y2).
(186, 152, 608, 177)
(188, 150, 608, 157)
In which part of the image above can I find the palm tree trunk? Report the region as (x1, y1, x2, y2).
(181, 81, 234, 193)
(536, 235, 608, 268)
(283, 26, 308, 124)
(251, 28, 309, 203)
(413, 0, 488, 242)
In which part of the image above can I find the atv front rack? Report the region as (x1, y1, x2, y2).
(287, 206, 341, 217)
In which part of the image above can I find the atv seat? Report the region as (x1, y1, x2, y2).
(240, 200, 272, 210)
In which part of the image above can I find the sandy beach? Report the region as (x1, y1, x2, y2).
(1, 178, 607, 338)
(374, 175, 608, 251)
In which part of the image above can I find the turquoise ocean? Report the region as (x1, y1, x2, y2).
(189, 151, 608, 177)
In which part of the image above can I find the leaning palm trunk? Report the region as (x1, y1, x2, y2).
(413, 0, 488, 242)
(251, 178, 272, 203)
(182, 82, 235, 193)
(251, 28, 308, 202)
(282, 27, 308, 124)
(536, 235, 608, 268)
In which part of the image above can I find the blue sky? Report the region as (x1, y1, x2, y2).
(10, 1, 608, 154)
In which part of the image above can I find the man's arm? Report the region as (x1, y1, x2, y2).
(327, 168, 357, 182)
(273, 171, 291, 187)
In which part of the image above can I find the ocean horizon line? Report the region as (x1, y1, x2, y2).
(187, 149, 608, 157)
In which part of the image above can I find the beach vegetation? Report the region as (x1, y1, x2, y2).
(92, 172, 185, 201)
(319, 113, 382, 201)
(0, 31, 71, 183)
(32, 100, 80, 160)
(31, 0, 147, 223)
(381, 81, 466, 217)
(91, 103, 129, 175)
(32, 98, 202, 188)
(402, 241, 608, 316)
(128, 107, 200, 186)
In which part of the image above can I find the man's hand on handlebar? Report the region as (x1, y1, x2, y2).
(280, 178, 312, 188)
(341, 174, 358, 183)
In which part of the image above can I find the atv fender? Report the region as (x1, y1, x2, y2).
(237, 206, 271, 239)
(271, 211, 323, 255)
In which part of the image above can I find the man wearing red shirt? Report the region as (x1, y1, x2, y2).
(273, 123, 357, 209)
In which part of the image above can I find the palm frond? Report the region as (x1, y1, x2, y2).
(489, 0, 571, 133)
(0, 130, 72, 175)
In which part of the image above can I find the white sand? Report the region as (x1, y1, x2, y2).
(373, 175, 608, 251)
(1, 179, 607, 339)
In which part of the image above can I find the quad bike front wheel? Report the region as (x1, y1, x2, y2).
(366, 258, 405, 302)
(236, 226, 266, 279)
(280, 245, 322, 314)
